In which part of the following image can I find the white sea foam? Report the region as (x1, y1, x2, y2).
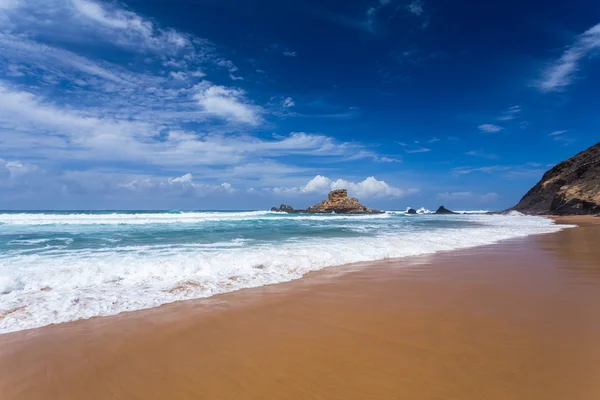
(0, 211, 390, 225)
(0, 214, 571, 334)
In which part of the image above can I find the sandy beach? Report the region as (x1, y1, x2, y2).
(1, 216, 600, 399)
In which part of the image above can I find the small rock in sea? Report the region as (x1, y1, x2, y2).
(435, 205, 456, 214)
(271, 204, 294, 212)
(407, 208, 417, 214)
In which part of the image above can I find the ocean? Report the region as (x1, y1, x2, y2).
(0, 210, 567, 334)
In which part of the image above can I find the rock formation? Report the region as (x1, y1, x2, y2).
(406, 208, 417, 214)
(435, 206, 456, 214)
(270, 204, 294, 213)
(306, 189, 382, 214)
(512, 142, 600, 215)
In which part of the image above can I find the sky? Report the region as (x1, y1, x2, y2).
(0, 0, 598, 210)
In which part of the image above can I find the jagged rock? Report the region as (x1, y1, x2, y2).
(270, 204, 294, 213)
(305, 189, 382, 214)
(435, 205, 456, 214)
(407, 208, 417, 214)
(512, 142, 600, 215)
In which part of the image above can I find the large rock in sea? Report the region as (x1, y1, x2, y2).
(306, 189, 381, 214)
(512, 142, 600, 215)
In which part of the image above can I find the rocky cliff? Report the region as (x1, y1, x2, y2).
(512, 142, 600, 215)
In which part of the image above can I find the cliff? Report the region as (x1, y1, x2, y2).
(512, 142, 600, 215)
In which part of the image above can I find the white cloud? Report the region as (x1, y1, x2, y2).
(168, 173, 193, 184)
(215, 59, 239, 73)
(0, 81, 379, 175)
(376, 156, 401, 163)
(331, 176, 413, 198)
(548, 130, 567, 136)
(478, 124, 503, 133)
(193, 81, 262, 125)
(285, 175, 417, 198)
(121, 172, 234, 195)
(70, 0, 190, 51)
(302, 175, 332, 193)
(0, 158, 39, 181)
(282, 97, 295, 107)
(283, 51, 297, 57)
(497, 105, 521, 121)
(191, 70, 207, 78)
(0, 0, 405, 203)
(538, 23, 600, 92)
(169, 71, 187, 80)
(405, 147, 431, 153)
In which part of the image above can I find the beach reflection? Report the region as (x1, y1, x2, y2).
(540, 220, 600, 284)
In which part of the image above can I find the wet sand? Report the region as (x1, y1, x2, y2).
(1, 216, 600, 399)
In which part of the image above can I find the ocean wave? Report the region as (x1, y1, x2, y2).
(0, 214, 570, 334)
(0, 211, 391, 225)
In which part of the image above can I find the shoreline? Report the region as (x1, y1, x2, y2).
(0, 213, 572, 335)
(1, 216, 600, 399)
(0, 215, 591, 337)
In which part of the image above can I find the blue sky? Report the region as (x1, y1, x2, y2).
(0, 0, 598, 210)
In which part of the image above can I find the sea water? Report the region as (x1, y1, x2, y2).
(0, 210, 566, 333)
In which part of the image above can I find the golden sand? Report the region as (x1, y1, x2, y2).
(1, 216, 600, 399)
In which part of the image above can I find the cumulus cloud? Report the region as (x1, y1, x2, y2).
(538, 23, 600, 92)
(194, 81, 262, 125)
(169, 71, 187, 80)
(478, 124, 503, 133)
(281, 175, 418, 198)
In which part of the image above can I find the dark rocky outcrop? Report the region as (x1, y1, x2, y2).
(270, 189, 382, 214)
(435, 206, 456, 214)
(512, 142, 600, 215)
(407, 208, 417, 214)
(270, 204, 294, 213)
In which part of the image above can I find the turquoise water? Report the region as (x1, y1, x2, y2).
(0, 210, 565, 333)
